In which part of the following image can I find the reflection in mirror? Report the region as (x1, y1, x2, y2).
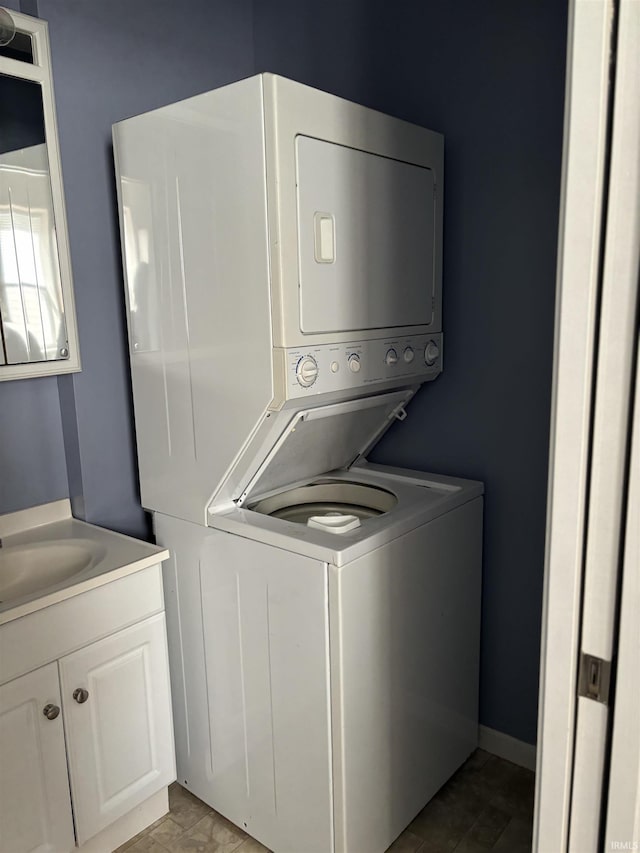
(0, 74, 68, 364)
(0, 7, 34, 64)
(0, 30, 34, 64)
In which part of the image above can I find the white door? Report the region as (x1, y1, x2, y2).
(59, 614, 175, 845)
(604, 350, 640, 849)
(0, 663, 75, 853)
(565, 0, 640, 847)
(535, 0, 640, 849)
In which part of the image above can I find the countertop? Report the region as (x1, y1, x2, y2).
(0, 500, 169, 626)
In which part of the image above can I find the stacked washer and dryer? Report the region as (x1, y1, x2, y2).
(113, 74, 483, 853)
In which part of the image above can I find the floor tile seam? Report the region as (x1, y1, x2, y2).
(458, 804, 511, 844)
(116, 829, 161, 853)
(126, 838, 172, 853)
(484, 814, 515, 852)
(170, 785, 255, 847)
(149, 813, 197, 848)
(166, 809, 214, 834)
(485, 787, 531, 816)
(156, 811, 248, 853)
(149, 827, 186, 851)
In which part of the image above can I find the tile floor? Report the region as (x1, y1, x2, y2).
(115, 750, 534, 853)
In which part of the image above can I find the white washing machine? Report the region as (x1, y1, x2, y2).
(113, 73, 483, 853)
(157, 461, 482, 853)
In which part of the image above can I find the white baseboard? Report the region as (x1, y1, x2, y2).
(479, 725, 537, 772)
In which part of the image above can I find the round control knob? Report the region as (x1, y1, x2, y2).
(348, 354, 361, 373)
(424, 340, 440, 366)
(385, 348, 398, 366)
(296, 355, 318, 387)
(403, 347, 415, 363)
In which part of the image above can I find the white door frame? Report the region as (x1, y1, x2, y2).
(604, 344, 640, 850)
(534, 0, 613, 848)
(534, 0, 640, 850)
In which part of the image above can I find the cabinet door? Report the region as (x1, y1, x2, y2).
(0, 663, 75, 853)
(59, 614, 175, 845)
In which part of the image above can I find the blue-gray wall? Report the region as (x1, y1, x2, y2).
(0, 0, 566, 746)
(39, 0, 255, 537)
(0, 377, 68, 513)
(253, 0, 567, 745)
(1, 0, 254, 532)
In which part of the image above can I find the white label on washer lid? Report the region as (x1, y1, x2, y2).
(307, 513, 361, 534)
(314, 212, 335, 263)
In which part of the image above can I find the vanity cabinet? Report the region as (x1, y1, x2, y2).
(0, 663, 75, 853)
(0, 564, 175, 852)
(60, 614, 174, 845)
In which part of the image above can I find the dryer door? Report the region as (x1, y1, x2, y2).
(296, 135, 436, 334)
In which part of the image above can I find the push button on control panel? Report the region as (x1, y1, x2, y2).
(403, 347, 415, 363)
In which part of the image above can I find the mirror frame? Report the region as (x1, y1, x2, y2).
(0, 8, 80, 380)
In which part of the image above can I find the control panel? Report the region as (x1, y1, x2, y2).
(283, 334, 442, 399)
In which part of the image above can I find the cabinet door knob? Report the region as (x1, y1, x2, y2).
(43, 704, 60, 720)
(73, 688, 89, 704)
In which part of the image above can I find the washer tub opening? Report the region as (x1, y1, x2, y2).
(249, 480, 397, 525)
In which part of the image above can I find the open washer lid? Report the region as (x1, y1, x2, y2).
(233, 390, 412, 508)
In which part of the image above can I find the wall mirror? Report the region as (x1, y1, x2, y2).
(0, 7, 80, 379)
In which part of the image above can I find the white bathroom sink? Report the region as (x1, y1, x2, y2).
(0, 501, 169, 625)
(0, 539, 106, 604)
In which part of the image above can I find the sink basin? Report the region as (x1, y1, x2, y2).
(0, 539, 107, 604)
